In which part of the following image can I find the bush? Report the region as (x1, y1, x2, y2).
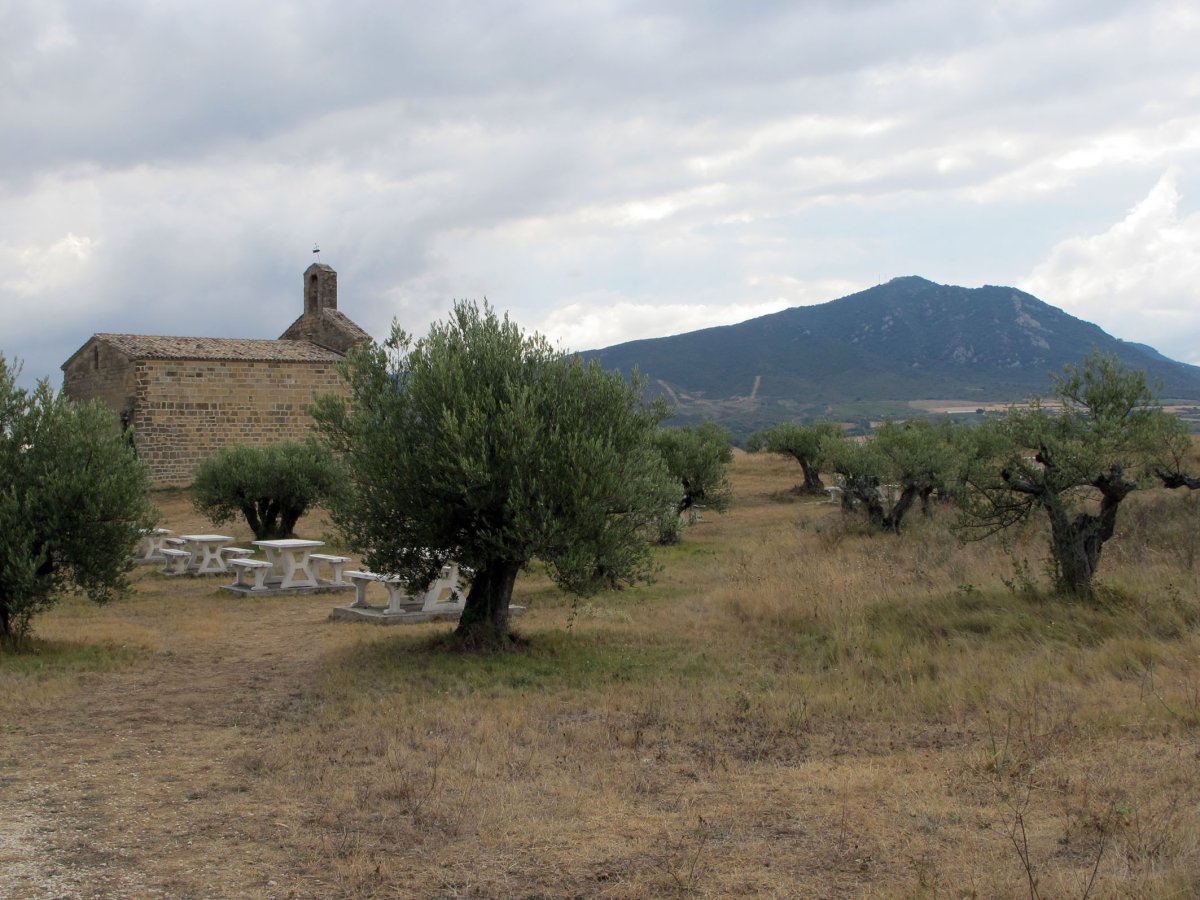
(1, 356, 153, 649)
(191, 440, 341, 540)
(654, 421, 734, 543)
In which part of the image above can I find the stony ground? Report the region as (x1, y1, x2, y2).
(1, 584, 351, 897)
(0, 495, 362, 898)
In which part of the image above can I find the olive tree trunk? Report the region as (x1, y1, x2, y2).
(798, 459, 825, 494)
(240, 499, 304, 540)
(456, 559, 522, 643)
(1158, 470, 1200, 490)
(842, 476, 887, 528)
(1041, 472, 1134, 595)
(886, 485, 920, 532)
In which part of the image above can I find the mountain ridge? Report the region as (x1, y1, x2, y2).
(581, 276, 1200, 433)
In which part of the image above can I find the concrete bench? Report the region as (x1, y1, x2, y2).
(423, 564, 466, 612)
(344, 565, 466, 615)
(134, 527, 174, 562)
(344, 570, 409, 613)
(310, 553, 352, 585)
(160, 548, 191, 575)
(228, 558, 273, 591)
(222, 547, 255, 560)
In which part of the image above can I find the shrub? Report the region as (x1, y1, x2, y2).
(191, 440, 341, 540)
(0, 356, 153, 649)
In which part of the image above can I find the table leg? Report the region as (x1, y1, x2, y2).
(263, 547, 283, 582)
(350, 579, 372, 608)
(197, 545, 225, 574)
(280, 552, 299, 589)
(384, 582, 407, 614)
(279, 551, 318, 589)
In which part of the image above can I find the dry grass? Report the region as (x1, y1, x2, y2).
(3, 453, 1200, 897)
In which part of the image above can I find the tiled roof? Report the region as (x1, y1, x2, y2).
(320, 309, 372, 343)
(92, 334, 346, 362)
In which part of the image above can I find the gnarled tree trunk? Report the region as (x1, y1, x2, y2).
(1158, 470, 1200, 490)
(240, 498, 303, 540)
(798, 459, 825, 494)
(842, 475, 886, 528)
(886, 485, 920, 533)
(456, 558, 521, 644)
(1041, 470, 1134, 595)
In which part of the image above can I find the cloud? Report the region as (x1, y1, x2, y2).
(534, 276, 866, 352)
(1022, 171, 1200, 365)
(4, 1, 1200, 389)
(0, 232, 94, 297)
(536, 293, 792, 352)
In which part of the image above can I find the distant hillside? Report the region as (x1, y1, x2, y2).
(583, 276, 1200, 435)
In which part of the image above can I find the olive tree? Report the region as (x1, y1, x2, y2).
(313, 301, 678, 645)
(821, 419, 959, 532)
(746, 421, 841, 494)
(1153, 420, 1200, 490)
(959, 352, 1179, 595)
(653, 421, 734, 544)
(1, 356, 154, 648)
(191, 440, 341, 540)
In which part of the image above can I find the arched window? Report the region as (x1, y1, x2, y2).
(306, 274, 319, 314)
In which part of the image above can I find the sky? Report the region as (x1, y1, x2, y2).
(3, 0, 1200, 389)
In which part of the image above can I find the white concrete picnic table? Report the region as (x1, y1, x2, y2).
(135, 528, 174, 561)
(252, 538, 325, 589)
(178, 534, 237, 574)
(341, 563, 466, 617)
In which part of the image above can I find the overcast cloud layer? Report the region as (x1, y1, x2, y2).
(4, 0, 1200, 388)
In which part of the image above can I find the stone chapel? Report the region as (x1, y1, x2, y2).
(61, 263, 370, 487)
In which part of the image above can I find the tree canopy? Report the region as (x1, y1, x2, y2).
(191, 440, 342, 540)
(1, 356, 154, 648)
(653, 421, 734, 543)
(314, 301, 678, 645)
(822, 419, 960, 532)
(746, 421, 841, 494)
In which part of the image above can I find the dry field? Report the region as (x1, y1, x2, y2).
(3, 453, 1200, 898)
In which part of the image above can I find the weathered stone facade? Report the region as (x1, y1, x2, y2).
(62, 264, 369, 487)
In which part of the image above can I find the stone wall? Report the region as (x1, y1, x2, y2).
(132, 358, 350, 487)
(278, 309, 367, 355)
(61, 342, 138, 425)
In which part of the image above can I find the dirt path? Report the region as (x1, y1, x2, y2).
(1, 585, 353, 899)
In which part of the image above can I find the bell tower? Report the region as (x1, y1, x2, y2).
(303, 263, 337, 314)
(281, 261, 369, 354)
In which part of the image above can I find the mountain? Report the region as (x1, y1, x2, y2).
(583, 276, 1200, 433)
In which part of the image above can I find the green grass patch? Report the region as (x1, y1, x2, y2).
(653, 540, 719, 561)
(513, 546, 717, 612)
(863, 583, 1200, 653)
(0, 638, 142, 676)
(325, 628, 727, 700)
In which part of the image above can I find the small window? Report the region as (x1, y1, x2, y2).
(93, 346, 100, 370)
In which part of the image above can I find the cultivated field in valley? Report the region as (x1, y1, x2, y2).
(3, 452, 1200, 898)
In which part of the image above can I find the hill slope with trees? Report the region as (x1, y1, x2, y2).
(583, 277, 1200, 432)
